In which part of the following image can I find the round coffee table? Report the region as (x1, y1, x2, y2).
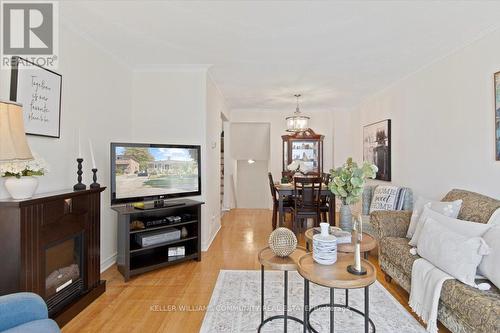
(297, 253, 376, 333)
(258, 246, 307, 332)
(304, 228, 377, 259)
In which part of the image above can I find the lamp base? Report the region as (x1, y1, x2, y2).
(90, 182, 100, 189)
(347, 264, 367, 276)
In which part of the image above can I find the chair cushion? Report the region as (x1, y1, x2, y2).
(2, 319, 60, 333)
(440, 279, 500, 332)
(379, 237, 420, 274)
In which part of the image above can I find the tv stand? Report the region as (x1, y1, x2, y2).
(112, 199, 203, 281)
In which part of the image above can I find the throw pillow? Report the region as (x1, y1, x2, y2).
(406, 197, 463, 238)
(417, 218, 490, 287)
(409, 206, 490, 247)
(479, 225, 500, 289)
(369, 185, 407, 213)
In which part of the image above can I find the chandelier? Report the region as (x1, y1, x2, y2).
(286, 94, 310, 132)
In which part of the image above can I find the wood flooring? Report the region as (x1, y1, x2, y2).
(62, 209, 449, 333)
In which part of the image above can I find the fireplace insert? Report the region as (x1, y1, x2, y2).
(44, 233, 84, 315)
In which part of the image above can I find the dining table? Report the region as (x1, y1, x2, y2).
(274, 182, 336, 227)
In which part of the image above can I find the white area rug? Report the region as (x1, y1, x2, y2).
(200, 270, 425, 333)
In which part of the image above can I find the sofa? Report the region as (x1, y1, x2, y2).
(0, 293, 60, 333)
(372, 189, 500, 333)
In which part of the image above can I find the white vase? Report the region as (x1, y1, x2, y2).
(313, 222, 337, 265)
(4, 176, 39, 199)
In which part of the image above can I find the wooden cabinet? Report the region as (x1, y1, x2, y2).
(0, 188, 106, 327)
(282, 128, 324, 179)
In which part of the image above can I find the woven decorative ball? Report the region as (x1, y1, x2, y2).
(268, 227, 297, 257)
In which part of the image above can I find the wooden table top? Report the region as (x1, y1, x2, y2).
(297, 253, 376, 289)
(258, 246, 308, 271)
(305, 229, 377, 253)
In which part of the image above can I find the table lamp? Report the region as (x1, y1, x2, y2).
(0, 100, 33, 162)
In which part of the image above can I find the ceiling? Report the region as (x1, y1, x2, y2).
(61, 1, 500, 111)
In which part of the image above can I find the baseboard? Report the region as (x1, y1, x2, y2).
(100, 252, 117, 273)
(202, 224, 221, 252)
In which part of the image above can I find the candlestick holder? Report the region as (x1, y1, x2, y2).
(73, 158, 86, 191)
(347, 218, 367, 275)
(90, 168, 100, 189)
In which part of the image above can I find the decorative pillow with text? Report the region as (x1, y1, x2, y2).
(369, 185, 407, 213)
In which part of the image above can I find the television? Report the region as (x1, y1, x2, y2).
(110, 143, 201, 205)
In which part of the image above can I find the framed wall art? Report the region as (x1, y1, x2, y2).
(10, 56, 62, 138)
(363, 119, 391, 181)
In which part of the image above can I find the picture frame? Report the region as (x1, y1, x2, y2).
(495, 71, 500, 161)
(10, 56, 62, 138)
(363, 119, 391, 181)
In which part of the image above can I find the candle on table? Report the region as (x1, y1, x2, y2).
(77, 130, 82, 158)
(89, 139, 96, 169)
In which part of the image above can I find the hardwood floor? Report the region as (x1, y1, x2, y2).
(62, 209, 449, 332)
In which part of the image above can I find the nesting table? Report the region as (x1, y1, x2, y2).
(258, 246, 308, 332)
(297, 253, 377, 333)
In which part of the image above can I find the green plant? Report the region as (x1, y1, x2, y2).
(328, 157, 377, 205)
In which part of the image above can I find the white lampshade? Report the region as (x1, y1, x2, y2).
(0, 100, 33, 162)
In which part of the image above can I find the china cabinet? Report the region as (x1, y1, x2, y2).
(282, 128, 324, 180)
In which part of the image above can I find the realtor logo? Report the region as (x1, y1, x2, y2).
(1, 1, 59, 69)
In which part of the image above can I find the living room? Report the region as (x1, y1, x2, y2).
(0, 1, 498, 333)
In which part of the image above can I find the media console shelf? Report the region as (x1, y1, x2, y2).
(112, 199, 203, 281)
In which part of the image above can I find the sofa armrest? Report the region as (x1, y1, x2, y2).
(371, 210, 412, 239)
(0, 292, 48, 332)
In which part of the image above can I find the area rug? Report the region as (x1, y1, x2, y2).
(200, 270, 425, 332)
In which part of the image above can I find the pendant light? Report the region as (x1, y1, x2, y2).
(285, 94, 310, 132)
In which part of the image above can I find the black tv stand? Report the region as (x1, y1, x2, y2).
(112, 199, 203, 281)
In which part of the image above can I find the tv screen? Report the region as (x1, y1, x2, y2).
(110, 143, 201, 205)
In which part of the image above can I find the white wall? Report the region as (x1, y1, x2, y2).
(131, 68, 224, 251)
(346, 28, 500, 200)
(236, 160, 269, 208)
(0, 24, 133, 271)
(205, 75, 228, 246)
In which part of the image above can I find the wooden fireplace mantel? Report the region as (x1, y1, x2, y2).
(0, 187, 106, 327)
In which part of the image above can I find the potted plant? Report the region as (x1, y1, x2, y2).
(328, 157, 377, 231)
(1, 154, 49, 199)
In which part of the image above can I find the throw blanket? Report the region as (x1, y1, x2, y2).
(409, 258, 453, 333)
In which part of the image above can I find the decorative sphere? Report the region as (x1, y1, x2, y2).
(268, 227, 297, 257)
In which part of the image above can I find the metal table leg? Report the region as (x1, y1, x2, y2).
(261, 265, 264, 324)
(304, 279, 309, 333)
(258, 269, 304, 332)
(365, 286, 369, 333)
(345, 289, 348, 307)
(330, 288, 335, 333)
(284, 271, 288, 333)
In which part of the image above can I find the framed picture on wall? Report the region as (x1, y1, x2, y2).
(363, 119, 391, 181)
(10, 56, 62, 138)
(495, 71, 500, 160)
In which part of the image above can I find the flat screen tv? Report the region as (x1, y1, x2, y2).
(110, 143, 201, 205)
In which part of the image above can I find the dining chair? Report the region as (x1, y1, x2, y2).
(292, 176, 322, 233)
(268, 173, 294, 229)
(320, 173, 332, 223)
